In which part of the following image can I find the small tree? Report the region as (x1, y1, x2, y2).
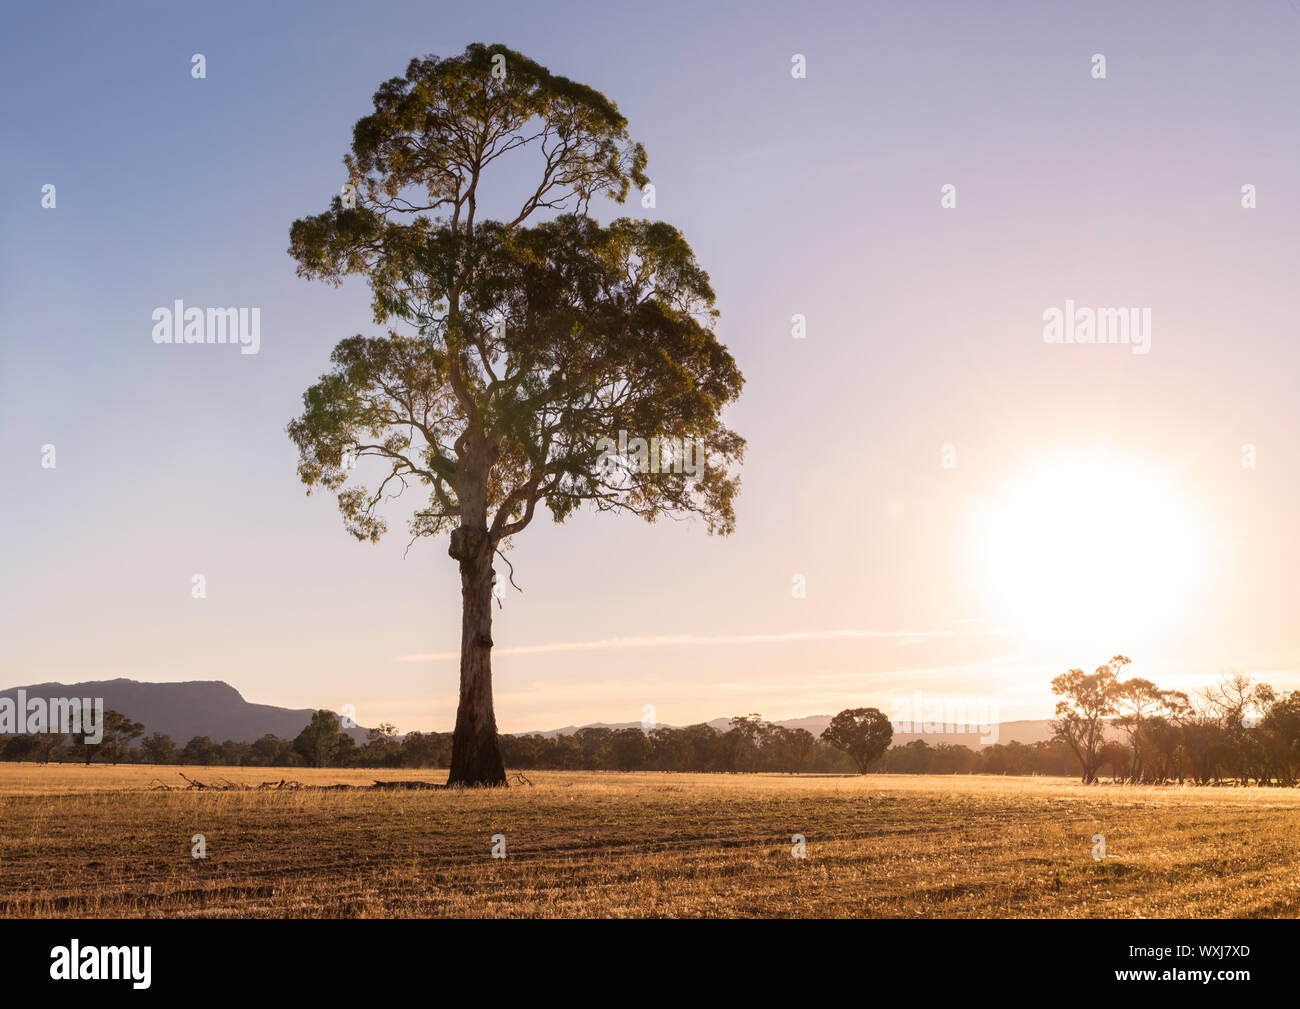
(608, 727, 654, 770)
(360, 723, 401, 767)
(180, 736, 218, 765)
(76, 710, 144, 765)
(336, 733, 357, 767)
(140, 732, 176, 764)
(821, 708, 893, 773)
(1202, 672, 1273, 785)
(219, 739, 252, 767)
(772, 726, 816, 772)
(1051, 656, 1127, 784)
(294, 710, 343, 768)
(726, 714, 770, 771)
(1261, 691, 1300, 786)
(250, 733, 294, 766)
(27, 733, 63, 764)
(1097, 740, 1129, 781)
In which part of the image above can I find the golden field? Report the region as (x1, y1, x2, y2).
(1, 764, 1297, 918)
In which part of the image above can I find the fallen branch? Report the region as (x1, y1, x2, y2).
(159, 773, 448, 791)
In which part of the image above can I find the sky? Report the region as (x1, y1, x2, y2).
(2, 0, 1299, 734)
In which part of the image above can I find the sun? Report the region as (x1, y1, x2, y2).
(970, 452, 1218, 650)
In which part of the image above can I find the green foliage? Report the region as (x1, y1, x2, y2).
(286, 43, 744, 550)
(75, 709, 144, 765)
(287, 213, 744, 543)
(139, 732, 176, 764)
(180, 735, 218, 765)
(500, 720, 856, 773)
(820, 708, 894, 773)
(293, 709, 344, 768)
(251, 733, 295, 766)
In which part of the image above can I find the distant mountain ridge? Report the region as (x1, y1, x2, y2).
(0, 678, 368, 744)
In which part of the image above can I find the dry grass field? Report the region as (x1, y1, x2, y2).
(1, 764, 1298, 918)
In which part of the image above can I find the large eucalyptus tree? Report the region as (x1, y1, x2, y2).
(287, 44, 744, 785)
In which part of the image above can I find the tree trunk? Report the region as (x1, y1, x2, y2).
(446, 524, 507, 787)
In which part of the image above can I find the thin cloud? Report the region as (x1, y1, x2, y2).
(394, 627, 993, 663)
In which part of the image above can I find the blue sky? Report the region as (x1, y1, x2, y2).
(3, 1, 1299, 732)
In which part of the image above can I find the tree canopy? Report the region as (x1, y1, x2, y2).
(821, 708, 894, 773)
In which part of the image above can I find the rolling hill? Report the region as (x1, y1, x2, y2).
(0, 678, 368, 743)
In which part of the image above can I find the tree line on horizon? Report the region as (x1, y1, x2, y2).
(1049, 656, 1300, 785)
(0, 712, 1125, 777)
(0, 715, 1142, 777)
(2, 661, 1297, 785)
(0, 706, 913, 772)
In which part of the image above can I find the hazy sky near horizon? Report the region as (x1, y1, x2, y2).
(3, 1, 1300, 733)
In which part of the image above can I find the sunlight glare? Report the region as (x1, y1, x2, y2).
(971, 453, 1217, 649)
